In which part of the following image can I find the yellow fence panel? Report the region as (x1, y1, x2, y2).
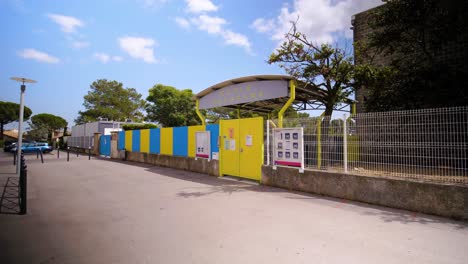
(160, 127, 173, 155)
(140, 129, 150, 153)
(125, 130, 132, 151)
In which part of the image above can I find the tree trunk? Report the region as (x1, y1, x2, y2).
(0, 122, 3, 141)
(320, 107, 334, 169)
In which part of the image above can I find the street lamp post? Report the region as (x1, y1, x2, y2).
(10, 77, 37, 175)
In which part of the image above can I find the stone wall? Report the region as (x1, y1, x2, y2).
(262, 165, 468, 220)
(125, 151, 219, 177)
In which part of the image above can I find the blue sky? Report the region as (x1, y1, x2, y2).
(0, 0, 381, 127)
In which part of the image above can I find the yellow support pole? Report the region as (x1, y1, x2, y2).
(278, 80, 296, 128)
(195, 99, 206, 125)
(351, 103, 356, 116)
(237, 107, 240, 119)
(316, 112, 325, 169)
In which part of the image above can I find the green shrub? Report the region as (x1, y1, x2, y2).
(122, 123, 159, 130)
(0, 139, 4, 148)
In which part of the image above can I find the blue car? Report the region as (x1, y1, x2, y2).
(11, 142, 53, 153)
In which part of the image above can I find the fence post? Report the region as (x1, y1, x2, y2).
(76, 146, 79, 157)
(343, 114, 348, 173)
(57, 147, 60, 159)
(88, 146, 91, 160)
(67, 147, 70, 162)
(39, 150, 44, 164)
(13, 150, 16, 165)
(266, 120, 270, 166)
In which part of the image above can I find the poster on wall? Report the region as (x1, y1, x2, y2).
(195, 131, 211, 160)
(273, 127, 304, 169)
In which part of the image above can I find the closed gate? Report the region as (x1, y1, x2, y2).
(99, 135, 111, 156)
(219, 117, 263, 181)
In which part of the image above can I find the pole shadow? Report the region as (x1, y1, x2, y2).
(0, 177, 21, 214)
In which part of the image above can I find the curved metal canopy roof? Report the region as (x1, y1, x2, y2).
(194, 74, 354, 113)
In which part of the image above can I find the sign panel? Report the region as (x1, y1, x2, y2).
(273, 128, 304, 169)
(195, 131, 211, 159)
(199, 80, 288, 109)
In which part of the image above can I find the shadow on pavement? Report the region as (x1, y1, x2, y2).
(0, 177, 20, 214)
(94, 158, 468, 230)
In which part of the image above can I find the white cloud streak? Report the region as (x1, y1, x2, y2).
(72, 41, 90, 49)
(191, 15, 226, 34)
(175, 17, 191, 29)
(118, 36, 157, 63)
(47, 13, 84, 33)
(18, 48, 60, 64)
(185, 0, 218, 14)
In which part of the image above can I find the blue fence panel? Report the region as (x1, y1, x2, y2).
(132, 130, 141, 152)
(206, 124, 219, 154)
(118, 131, 125, 150)
(99, 135, 111, 156)
(172, 126, 188, 157)
(149, 128, 160, 154)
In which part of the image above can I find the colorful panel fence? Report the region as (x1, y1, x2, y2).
(120, 124, 220, 160)
(125, 130, 132, 151)
(149, 128, 160, 154)
(160, 127, 173, 156)
(206, 124, 219, 154)
(173, 126, 188, 157)
(132, 130, 141, 152)
(118, 131, 125, 150)
(140, 129, 150, 153)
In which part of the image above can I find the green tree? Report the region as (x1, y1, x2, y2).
(146, 84, 200, 127)
(361, 0, 468, 111)
(28, 113, 67, 141)
(268, 23, 355, 117)
(0, 101, 32, 140)
(75, 79, 145, 124)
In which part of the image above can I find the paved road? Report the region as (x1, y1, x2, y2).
(0, 151, 467, 264)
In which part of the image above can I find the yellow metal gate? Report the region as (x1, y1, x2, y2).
(219, 117, 263, 181)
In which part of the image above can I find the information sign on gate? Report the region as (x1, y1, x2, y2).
(195, 131, 211, 160)
(273, 128, 304, 169)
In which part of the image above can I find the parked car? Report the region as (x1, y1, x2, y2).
(11, 142, 53, 153)
(4, 142, 17, 152)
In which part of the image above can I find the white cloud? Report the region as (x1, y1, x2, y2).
(250, 18, 275, 34)
(94, 53, 123, 63)
(191, 15, 226, 34)
(178, 1, 252, 53)
(175, 17, 191, 29)
(18, 48, 60, 64)
(47, 13, 84, 33)
(72, 41, 90, 49)
(118, 36, 157, 63)
(112, 56, 123, 62)
(185, 0, 218, 14)
(253, 0, 382, 44)
(138, 0, 168, 8)
(222, 30, 251, 51)
(94, 53, 110, 63)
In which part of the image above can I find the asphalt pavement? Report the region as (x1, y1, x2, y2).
(0, 150, 467, 264)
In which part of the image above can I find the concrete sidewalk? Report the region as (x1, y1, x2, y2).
(0, 151, 467, 264)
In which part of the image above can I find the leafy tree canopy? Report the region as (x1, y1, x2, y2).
(28, 113, 67, 141)
(146, 84, 200, 127)
(0, 101, 32, 140)
(268, 22, 356, 116)
(360, 0, 468, 111)
(75, 79, 145, 124)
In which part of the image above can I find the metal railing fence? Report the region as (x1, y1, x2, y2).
(67, 136, 94, 149)
(265, 107, 468, 185)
